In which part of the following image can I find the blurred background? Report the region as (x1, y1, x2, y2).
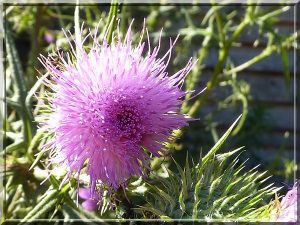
(3, 3, 299, 220)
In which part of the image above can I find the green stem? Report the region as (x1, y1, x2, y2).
(85, 7, 92, 24)
(213, 3, 226, 48)
(26, 6, 43, 79)
(232, 94, 248, 136)
(181, 18, 214, 113)
(104, 0, 118, 44)
(258, 5, 290, 22)
(226, 46, 276, 75)
(120, 3, 127, 35)
(188, 18, 249, 117)
(225, 33, 295, 75)
(5, 24, 34, 145)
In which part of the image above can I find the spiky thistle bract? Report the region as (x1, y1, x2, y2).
(136, 117, 279, 221)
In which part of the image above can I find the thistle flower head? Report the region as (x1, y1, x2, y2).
(38, 21, 195, 197)
(270, 182, 299, 222)
(276, 183, 299, 222)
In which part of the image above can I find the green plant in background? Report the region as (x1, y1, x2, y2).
(2, 2, 297, 222)
(136, 4, 297, 181)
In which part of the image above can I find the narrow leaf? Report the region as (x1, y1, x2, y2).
(21, 189, 58, 221)
(202, 115, 242, 166)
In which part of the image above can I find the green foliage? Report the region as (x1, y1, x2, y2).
(143, 153, 277, 220)
(5, 23, 35, 146)
(140, 5, 296, 171)
(137, 118, 279, 220)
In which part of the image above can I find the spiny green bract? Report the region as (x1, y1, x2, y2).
(136, 118, 280, 221)
(139, 150, 278, 220)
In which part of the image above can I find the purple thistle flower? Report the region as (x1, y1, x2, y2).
(276, 183, 299, 222)
(38, 21, 195, 198)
